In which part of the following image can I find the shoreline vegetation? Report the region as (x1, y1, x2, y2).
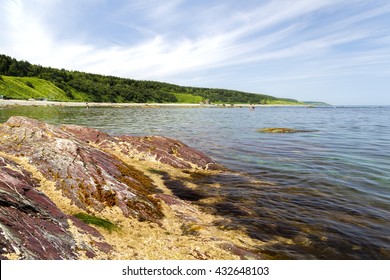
(0, 54, 328, 106)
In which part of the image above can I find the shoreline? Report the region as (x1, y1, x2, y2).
(0, 116, 265, 260)
(0, 99, 306, 108)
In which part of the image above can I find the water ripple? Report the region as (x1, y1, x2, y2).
(1, 105, 389, 259)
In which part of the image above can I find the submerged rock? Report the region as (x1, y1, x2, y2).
(257, 127, 318, 133)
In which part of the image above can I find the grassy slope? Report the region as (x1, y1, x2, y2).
(173, 93, 204, 103)
(1, 75, 307, 105)
(268, 99, 305, 105)
(0, 76, 89, 101)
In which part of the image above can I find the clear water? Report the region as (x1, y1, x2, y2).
(1, 105, 389, 259)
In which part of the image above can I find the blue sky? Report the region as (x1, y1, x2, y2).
(1, 0, 390, 105)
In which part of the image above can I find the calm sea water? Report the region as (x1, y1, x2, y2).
(1, 105, 389, 259)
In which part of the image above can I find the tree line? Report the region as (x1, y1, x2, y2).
(0, 54, 293, 104)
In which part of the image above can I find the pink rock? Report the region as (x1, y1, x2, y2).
(0, 156, 112, 259)
(0, 116, 226, 259)
(0, 116, 163, 222)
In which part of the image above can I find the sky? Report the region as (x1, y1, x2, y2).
(1, 0, 390, 105)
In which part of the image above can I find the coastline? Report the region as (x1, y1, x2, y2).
(0, 99, 305, 108)
(0, 116, 265, 260)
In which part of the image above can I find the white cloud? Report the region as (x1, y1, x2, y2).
(1, 0, 390, 104)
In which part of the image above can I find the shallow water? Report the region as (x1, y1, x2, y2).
(1, 105, 389, 259)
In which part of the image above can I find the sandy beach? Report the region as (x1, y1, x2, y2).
(0, 99, 201, 107)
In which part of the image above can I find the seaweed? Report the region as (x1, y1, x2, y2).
(73, 212, 118, 233)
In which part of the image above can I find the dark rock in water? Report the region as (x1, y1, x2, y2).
(163, 179, 208, 201)
(257, 127, 319, 133)
(213, 202, 252, 217)
(221, 243, 263, 260)
(0, 156, 112, 260)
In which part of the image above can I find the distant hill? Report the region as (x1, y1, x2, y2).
(1, 54, 306, 104)
(303, 101, 332, 106)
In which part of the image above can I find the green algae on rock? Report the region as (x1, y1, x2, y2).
(73, 212, 119, 233)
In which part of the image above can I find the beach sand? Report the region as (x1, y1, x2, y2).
(0, 99, 295, 108)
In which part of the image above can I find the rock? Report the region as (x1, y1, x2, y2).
(257, 127, 318, 133)
(0, 116, 164, 222)
(62, 124, 225, 170)
(60, 124, 110, 144)
(0, 156, 112, 260)
(113, 135, 225, 170)
(0, 116, 245, 260)
(221, 243, 263, 260)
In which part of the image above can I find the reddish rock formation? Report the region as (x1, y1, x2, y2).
(0, 156, 112, 260)
(0, 116, 163, 222)
(62, 124, 225, 170)
(0, 116, 227, 260)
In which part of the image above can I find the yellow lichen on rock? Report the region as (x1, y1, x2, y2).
(0, 151, 81, 214)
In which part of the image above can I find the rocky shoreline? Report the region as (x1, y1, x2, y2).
(0, 116, 263, 260)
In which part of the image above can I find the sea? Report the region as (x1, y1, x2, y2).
(1, 105, 389, 259)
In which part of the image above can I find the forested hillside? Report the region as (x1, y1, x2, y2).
(0, 54, 302, 104)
